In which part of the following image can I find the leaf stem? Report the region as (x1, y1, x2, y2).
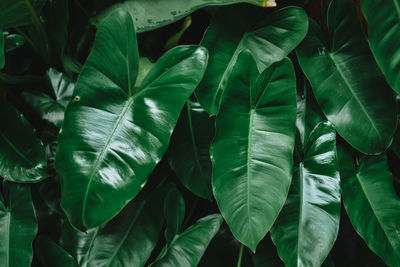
(236, 244, 244, 267)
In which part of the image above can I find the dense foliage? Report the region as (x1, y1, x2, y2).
(0, 0, 400, 266)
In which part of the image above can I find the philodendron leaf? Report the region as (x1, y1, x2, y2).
(361, 0, 400, 94)
(195, 5, 308, 115)
(61, 185, 168, 267)
(0, 0, 47, 29)
(0, 97, 48, 183)
(150, 214, 223, 267)
(271, 121, 341, 267)
(22, 68, 75, 128)
(55, 9, 208, 230)
(164, 186, 185, 243)
(0, 182, 38, 267)
(297, 0, 397, 155)
(211, 51, 296, 251)
(168, 99, 214, 199)
(338, 146, 400, 267)
(93, 0, 273, 33)
(35, 236, 78, 267)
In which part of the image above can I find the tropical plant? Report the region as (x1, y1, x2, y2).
(0, 0, 399, 266)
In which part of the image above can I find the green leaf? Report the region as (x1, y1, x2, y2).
(0, 97, 48, 182)
(55, 9, 208, 230)
(0, 182, 38, 267)
(35, 236, 78, 267)
(361, 0, 400, 94)
(271, 121, 341, 267)
(0, 0, 47, 29)
(338, 146, 400, 267)
(93, 0, 273, 33)
(150, 214, 223, 267)
(168, 99, 214, 199)
(195, 6, 308, 115)
(22, 68, 75, 128)
(61, 185, 168, 267)
(211, 51, 297, 251)
(164, 186, 185, 243)
(296, 0, 397, 155)
(4, 33, 25, 52)
(0, 31, 4, 70)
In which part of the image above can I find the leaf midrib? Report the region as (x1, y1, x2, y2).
(246, 108, 256, 248)
(328, 53, 383, 145)
(296, 163, 305, 266)
(81, 95, 135, 226)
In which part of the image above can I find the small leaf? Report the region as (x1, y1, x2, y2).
(0, 97, 48, 183)
(164, 186, 185, 243)
(150, 214, 223, 267)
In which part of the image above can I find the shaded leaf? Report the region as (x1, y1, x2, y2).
(35, 236, 78, 267)
(164, 186, 185, 243)
(0, 0, 47, 29)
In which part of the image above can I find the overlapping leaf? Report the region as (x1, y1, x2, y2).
(0, 0, 47, 29)
(196, 5, 308, 115)
(297, 0, 397, 154)
(211, 51, 296, 251)
(56, 9, 208, 230)
(361, 0, 400, 94)
(94, 0, 274, 33)
(338, 146, 400, 267)
(35, 236, 78, 267)
(0, 97, 48, 183)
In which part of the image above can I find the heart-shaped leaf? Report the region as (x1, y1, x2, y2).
(56, 9, 208, 230)
(211, 50, 297, 251)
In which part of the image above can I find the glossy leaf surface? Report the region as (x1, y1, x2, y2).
(150, 214, 223, 267)
(35, 236, 78, 267)
(271, 121, 341, 267)
(94, 0, 271, 33)
(0, 0, 46, 29)
(0, 182, 37, 267)
(338, 147, 400, 267)
(56, 9, 208, 230)
(361, 0, 400, 94)
(164, 186, 185, 243)
(0, 97, 48, 182)
(196, 6, 308, 115)
(211, 51, 296, 251)
(22, 68, 75, 128)
(168, 100, 214, 199)
(297, 0, 397, 154)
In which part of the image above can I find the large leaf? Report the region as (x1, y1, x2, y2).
(55, 9, 208, 230)
(35, 236, 78, 267)
(0, 182, 38, 267)
(60, 185, 168, 267)
(338, 146, 400, 267)
(195, 6, 308, 115)
(271, 121, 341, 267)
(168, 99, 214, 199)
(93, 0, 274, 33)
(22, 68, 75, 128)
(0, 0, 47, 29)
(361, 0, 400, 94)
(211, 51, 297, 251)
(0, 97, 48, 182)
(150, 214, 223, 267)
(297, 0, 397, 155)
(47, 0, 69, 58)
